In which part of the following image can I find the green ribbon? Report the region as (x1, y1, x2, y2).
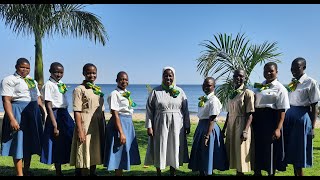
(161, 83, 180, 98)
(254, 82, 271, 92)
(85, 82, 104, 97)
(198, 95, 208, 107)
(122, 91, 137, 107)
(23, 77, 36, 89)
(286, 78, 299, 92)
(57, 83, 68, 94)
(229, 89, 243, 99)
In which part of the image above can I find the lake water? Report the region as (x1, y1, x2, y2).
(0, 84, 228, 116)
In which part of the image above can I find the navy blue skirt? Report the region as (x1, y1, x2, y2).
(252, 108, 285, 174)
(104, 114, 141, 170)
(1, 101, 43, 159)
(282, 106, 313, 168)
(188, 119, 229, 175)
(40, 108, 75, 164)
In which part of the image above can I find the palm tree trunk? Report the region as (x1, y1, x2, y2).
(34, 32, 44, 90)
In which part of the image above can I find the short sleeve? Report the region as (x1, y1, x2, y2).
(208, 97, 221, 116)
(308, 80, 320, 104)
(276, 87, 290, 110)
(109, 91, 120, 111)
(42, 83, 55, 102)
(0, 77, 14, 97)
(73, 87, 83, 112)
(244, 89, 255, 113)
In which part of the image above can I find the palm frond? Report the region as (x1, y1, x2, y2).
(0, 4, 108, 45)
(0, 4, 109, 88)
(196, 32, 282, 108)
(49, 4, 108, 45)
(215, 79, 233, 110)
(0, 4, 35, 36)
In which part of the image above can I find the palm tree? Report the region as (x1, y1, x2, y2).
(0, 4, 108, 89)
(196, 32, 281, 108)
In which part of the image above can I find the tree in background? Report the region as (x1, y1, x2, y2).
(0, 4, 108, 89)
(196, 32, 281, 108)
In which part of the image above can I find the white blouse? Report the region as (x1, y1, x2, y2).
(0, 72, 40, 102)
(42, 77, 68, 108)
(107, 87, 134, 115)
(254, 79, 290, 110)
(288, 74, 320, 106)
(197, 91, 222, 120)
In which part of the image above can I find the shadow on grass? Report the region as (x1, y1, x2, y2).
(0, 165, 205, 176)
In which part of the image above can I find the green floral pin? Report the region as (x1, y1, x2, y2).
(57, 83, 68, 94)
(161, 83, 180, 98)
(122, 91, 137, 107)
(24, 77, 36, 89)
(254, 82, 271, 92)
(86, 82, 104, 97)
(198, 95, 209, 107)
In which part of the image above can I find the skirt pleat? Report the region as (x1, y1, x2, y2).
(188, 119, 229, 175)
(1, 101, 43, 159)
(104, 114, 141, 170)
(40, 108, 75, 164)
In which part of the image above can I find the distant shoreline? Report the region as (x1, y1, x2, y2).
(1, 112, 319, 128)
(0, 111, 225, 124)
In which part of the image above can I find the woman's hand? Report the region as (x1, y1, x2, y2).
(78, 130, 86, 143)
(10, 119, 20, 131)
(204, 135, 209, 147)
(53, 127, 60, 138)
(119, 133, 126, 145)
(272, 128, 281, 140)
(241, 131, 248, 141)
(147, 128, 153, 136)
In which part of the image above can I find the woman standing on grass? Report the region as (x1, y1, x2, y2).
(188, 77, 229, 176)
(221, 69, 255, 176)
(281, 57, 320, 176)
(104, 71, 141, 176)
(144, 66, 190, 176)
(40, 62, 75, 176)
(0, 58, 45, 176)
(70, 63, 106, 176)
(252, 62, 290, 176)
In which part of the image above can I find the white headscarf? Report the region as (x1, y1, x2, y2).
(162, 66, 176, 86)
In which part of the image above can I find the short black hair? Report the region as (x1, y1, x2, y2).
(116, 71, 128, 81)
(49, 62, 64, 73)
(292, 57, 306, 67)
(234, 68, 247, 77)
(204, 76, 216, 86)
(82, 63, 97, 75)
(264, 62, 278, 70)
(15, 58, 30, 68)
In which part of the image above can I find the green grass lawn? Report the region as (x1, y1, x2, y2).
(0, 121, 320, 176)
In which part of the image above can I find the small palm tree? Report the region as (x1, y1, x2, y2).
(196, 32, 281, 108)
(0, 4, 108, 89)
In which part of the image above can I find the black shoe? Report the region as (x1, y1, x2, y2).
(23, 171, 34, 176)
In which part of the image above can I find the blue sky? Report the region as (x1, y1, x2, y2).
(1, 4, 320, 85)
